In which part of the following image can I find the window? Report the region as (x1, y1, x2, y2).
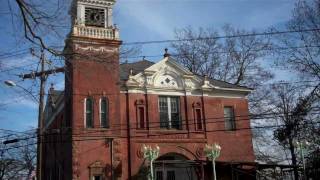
(138, 107, 145, 128)
(93, 175, 101, 180)
(136, 100, 146, 129)
(195, 108, 202, 130)
(100, 98, 109, 128)
(167, 171, 176, 180)
(224, 106, 236, 130)
(85, 97, 94, 128)
(156, 171, 163, 180)
(89, 161, 105, 180)
(159, 96, 181, 129)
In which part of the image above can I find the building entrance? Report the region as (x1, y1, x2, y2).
(154, 153, 201, 180)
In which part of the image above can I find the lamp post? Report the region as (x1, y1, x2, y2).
(141, 144, 160, 180)
(294, 140, 310, 180)
(204, 143, 221, 180)
(4, 80, 38, 102)
(5, 76, 46, 180)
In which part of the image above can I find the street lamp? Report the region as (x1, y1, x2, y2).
(294, 140, 310, 180)
(141, 144, 160, 180)
(204, 143, 221, 180)
(4, 79, 44, 179)
(4, 80, 38, 102)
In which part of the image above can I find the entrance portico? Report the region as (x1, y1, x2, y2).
(154, 153, 202, 180)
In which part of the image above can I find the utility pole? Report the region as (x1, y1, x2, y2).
(20, 48, 64, 180)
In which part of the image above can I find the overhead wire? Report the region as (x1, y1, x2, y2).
(2, 120, 320, 152)
(1, 28, 319, 150)
(2, 110, 319, 149)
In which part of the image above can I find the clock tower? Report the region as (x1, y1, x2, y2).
(63, 0, 122, 179)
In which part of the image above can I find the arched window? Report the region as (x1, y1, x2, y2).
(85, 97, 94, 128)
(100, 97, 109, 128)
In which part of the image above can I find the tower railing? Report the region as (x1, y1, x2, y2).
(72, 25, 120, 40)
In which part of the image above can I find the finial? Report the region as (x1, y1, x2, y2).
(164, 48, 170, 58)
(204, 75, 208, 81)
(130, 68, 134, 76)
(50, 83, 54, 92)
(143, 56, 146, 60)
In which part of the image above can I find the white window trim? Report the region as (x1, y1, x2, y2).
(99, 97, 109, 128)
(84, 97, 94, 128)
(167, 97, 172, 128)
(99, 98, 102, 127)
(84, 97, 87, 128)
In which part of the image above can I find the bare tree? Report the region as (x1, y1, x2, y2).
(0, 132, 36, 180)
(269, 1, 320, 177)
(264, 83, 319, 180)
(275, 0, 320, 83)
(171, 25, 273, 89)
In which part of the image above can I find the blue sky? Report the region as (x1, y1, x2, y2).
(0, 0, 297, 132)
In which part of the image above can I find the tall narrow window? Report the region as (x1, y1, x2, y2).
(158, 96, 181, 129)
(170, 97, 180, 129)
(138, 107, 145, 128)
(159, 97, 169, 128)
(224, 106, 236, 130)
(195, 108, 202, 130)
(86, 97, 94, 128)
(135, 100, 146, 129)
(100, 98, 109, 128)
(156, 171, 163, 180)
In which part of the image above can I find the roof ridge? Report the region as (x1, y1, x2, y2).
(195, 74, 252, 90)
(120, 59, 154, 65)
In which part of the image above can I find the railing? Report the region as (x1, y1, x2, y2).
(72, 25, 120, 40)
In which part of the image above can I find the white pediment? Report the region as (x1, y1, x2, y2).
(127, 56, 204, 90)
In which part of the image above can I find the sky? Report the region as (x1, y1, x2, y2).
(0, 0, 297, 132)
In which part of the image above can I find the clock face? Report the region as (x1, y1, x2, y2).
(85, 7, 105, 27)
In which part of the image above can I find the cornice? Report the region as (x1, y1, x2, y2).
(78, 0, 115, 6)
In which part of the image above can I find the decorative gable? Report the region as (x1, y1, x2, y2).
(126, 56, 202, 90)
(122, 54, 252, 97)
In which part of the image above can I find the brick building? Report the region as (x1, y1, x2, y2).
(42, 0, 256, 179)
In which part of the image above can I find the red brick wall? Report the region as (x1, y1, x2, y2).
(44, 91, 254, 180)
(119, 93, 255, 178)
(44, 37, 254, 180)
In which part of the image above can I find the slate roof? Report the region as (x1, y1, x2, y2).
(119, 60, 252, 91)
(195, 75, 252, 91)
(120, 60, 154, 80)
(50, 90, 64, 104)
(47, 60, 251, 103)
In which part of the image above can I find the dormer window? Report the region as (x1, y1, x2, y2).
(85, 7, 105, 27)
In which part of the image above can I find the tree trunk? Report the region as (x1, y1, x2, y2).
(288, 137, 299, 180)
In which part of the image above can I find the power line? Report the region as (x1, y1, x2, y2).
(2, 110, 319, 147)
(0, 62, 39, 73)
(2, 120, 320, 151)
(122, 28, 320, 45)
(1, 28, 320, 61)
(122, 45, 320, 59)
